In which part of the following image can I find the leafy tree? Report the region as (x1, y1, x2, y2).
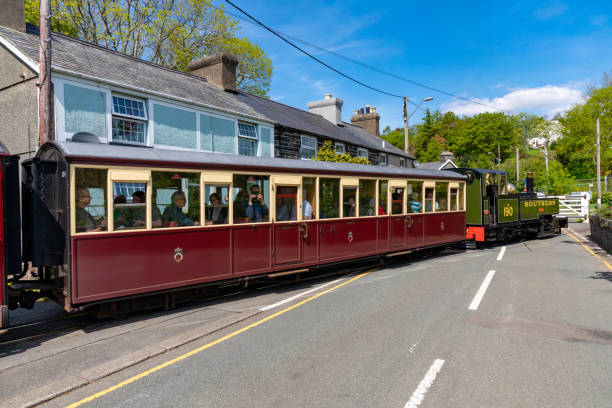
(413, 109, 459, 162)
(556, 86, 612, 178)
(315, 141, 370, 165)
(24, 0, 272, 96)
(446, 112, 520, 168)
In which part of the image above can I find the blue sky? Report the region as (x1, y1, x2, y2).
(220, 1, 612, 130)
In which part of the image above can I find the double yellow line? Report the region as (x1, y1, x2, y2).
(565, 230, 612, 271)
(65, 270, 373, 408)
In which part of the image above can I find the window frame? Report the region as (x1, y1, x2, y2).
(357, 148, 368, 159)
(272, 175, 302, 223)
(301, 135, 318, 160)
(112, 95, 148, 121)
(335, 143, 345, 155)
(379, 153, 387, 166)
(111, 95, 148, 146)
(400, 158, 406, 168)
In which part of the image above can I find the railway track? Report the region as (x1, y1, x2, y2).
(0, 263, 377, 348)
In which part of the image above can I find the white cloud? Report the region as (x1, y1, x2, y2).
(441, 85, 584, 118)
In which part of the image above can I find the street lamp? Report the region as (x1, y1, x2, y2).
(404, 96, 433, 153)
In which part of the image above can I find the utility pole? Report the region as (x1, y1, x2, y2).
(38, 0, 53, 146)
(516, 147, 519, 186)
(543, 139, 549, 194)
(597, 117, 601, 209)
(403, 97, 409, 153)
(497, 143, 501, 170)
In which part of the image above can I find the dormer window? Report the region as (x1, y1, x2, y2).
(238, 122, 258, 156)
(112, 95, 147, 145)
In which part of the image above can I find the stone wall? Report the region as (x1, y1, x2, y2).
(590, 214, 612, 254)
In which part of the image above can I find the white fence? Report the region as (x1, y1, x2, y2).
(554, 195, 590, 221)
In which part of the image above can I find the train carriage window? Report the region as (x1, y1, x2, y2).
(233, 175, 269, 223)
(342, 187, 357, 218)
(459, 182, 465, 211)
(359, 179, 376, 216)
(424, 187, 435, 212)
(112, 182, 147, 230)
(204, 185, 229, 225)
(435, 182, 449, 212)
(303, 177, 316, 220)
(378, 180, 388, 215)
(152, 171, 200, 228)
(391, 187, 404, 215)
(319, 178, 340, 219)
(276, 186, 298, 221)
(74, 168, 108, 233)
(450, 187, 458, 211)
(407, 181, 423, 213)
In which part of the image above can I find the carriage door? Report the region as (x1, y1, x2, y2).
(389, 180, 407, 248)
(272, 176, 303, 266)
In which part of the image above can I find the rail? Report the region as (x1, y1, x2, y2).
(554, 195, 590, 221)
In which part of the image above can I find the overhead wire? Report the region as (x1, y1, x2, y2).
(224, 0, 411, 102)
(222, 1, 504, 113)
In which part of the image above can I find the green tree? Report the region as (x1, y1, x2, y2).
(381, 126, 405, 150)
(24, 0, 272, 96)
(315, 141, 370, 165)
(556, 86, 612, 178)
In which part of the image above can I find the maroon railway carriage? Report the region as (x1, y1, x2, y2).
(13, 140, 466, 317)
(1, 142, 21, 328)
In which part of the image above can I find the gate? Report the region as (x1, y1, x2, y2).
(556, 195, 590, 221)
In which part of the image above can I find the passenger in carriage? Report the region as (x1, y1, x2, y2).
(246, 185, 269, 222)
(132, 191, 162, 228)
(345, 196, 356, 217)
(75, 187, 104, 232)
(302, 198, 313, 220)
(113, 195, 130, 229)
(276, 197, 292, 221)
(163, 191, 199, 226)
(205, 193, 228, 225)
(408, 193, 422, 213)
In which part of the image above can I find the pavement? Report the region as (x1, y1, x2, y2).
(1, 221, 610, 407)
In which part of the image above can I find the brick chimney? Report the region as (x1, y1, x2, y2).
(307, 94, 344, 125)
(350, 105, 380, 136)
(188, 52, 238, 93)
(0, 0, 26, 32)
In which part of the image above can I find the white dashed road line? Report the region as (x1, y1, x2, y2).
(468, 270, 496, 311)
(259, 278, 343, 311)
(496, 246, 506, 261)
(404, 359, 446, 408)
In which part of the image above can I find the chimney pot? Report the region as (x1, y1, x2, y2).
(350, 105, 381, 137)
(188, 52, 239, 93)
(325, 94, 332, 99)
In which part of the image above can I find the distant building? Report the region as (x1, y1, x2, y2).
(418, 151, 458, 171)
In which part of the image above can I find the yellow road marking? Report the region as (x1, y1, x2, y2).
(65, 270, 373, 408)
(565, 230, 612, 271)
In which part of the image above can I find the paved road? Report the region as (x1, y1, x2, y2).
(38, 229, 612, 408)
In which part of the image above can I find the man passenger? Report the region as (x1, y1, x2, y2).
(75, 187, 103, 232)
(246, 185, 269, 222)
(163, 191, 199, 227)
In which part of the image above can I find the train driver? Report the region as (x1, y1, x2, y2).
(163, 191, 199, 227)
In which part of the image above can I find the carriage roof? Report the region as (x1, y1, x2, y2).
(39, 141, 466, 181)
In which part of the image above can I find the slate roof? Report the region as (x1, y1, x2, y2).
(418, 159, 458, 170)
(235, 91, 414, 158)
(0, 24, 270, 123)
(44, 141, 463, 180)
(1, 24, 414, 159)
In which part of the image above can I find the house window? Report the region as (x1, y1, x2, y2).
(357, 148, 368, 158)
(335, 143, 345, 155)
(238, 123, 258, 156)
(112, 95, 147, 144)
(380, 153, 387, 166)
(301, 135, 317, 159)
(400, 158, 406, 167)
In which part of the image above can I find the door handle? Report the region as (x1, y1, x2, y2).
(299, 223, 309, 240)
